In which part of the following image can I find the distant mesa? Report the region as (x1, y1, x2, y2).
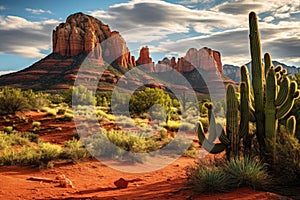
(155, 47, 223, 74)
(0, 12, 233, 94)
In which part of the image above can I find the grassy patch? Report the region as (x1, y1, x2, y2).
(186, 157, 269, 193)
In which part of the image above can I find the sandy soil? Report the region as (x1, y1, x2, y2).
(0, 157, 285, 200)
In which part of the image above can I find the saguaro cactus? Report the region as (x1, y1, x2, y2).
(249, 11, 265, 153)
(248, 12, 300, 159)
(197, 84, 249, 160)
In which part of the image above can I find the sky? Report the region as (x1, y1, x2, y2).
(0, 0, 299, 72)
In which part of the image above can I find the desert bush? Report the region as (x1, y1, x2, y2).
(3, 126, 13, 134)
(62, 113, 74, 121)
(64, 85, 96, 106)
(187, 157, 269, 193)
(47, 94, 64, 104)
(23, 90, 48, 110)
(61, 138, 91, 162)
(186, 159, 229, 193)
(269, 126, 300, 184)
(47, 108, 57, 116)
(163, 120, 180, 131)
(0, 87, 30, 115)
(223, 157, 269, 189)
(0, 132, 30, 149)
(96, 109, 115, 121)
(83, 129, 161, 162)
(32, 121, 41, 129)
(57, 108, 66, 115)
(38, 142, 62, 164)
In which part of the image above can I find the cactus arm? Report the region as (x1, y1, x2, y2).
(249, 11, 266, 150)
(264, 53, 272, 77)
(196, 122, 227, 154)
(287, 116, 296, 136)
(226, 85, 239, 158)
(276, 81, 298, 119)
(206, 104, 218, 142)
(265, 67, 277, 151)
(217, 123, 230, 145)
(275, 77, 290, 106)
(239, 82, 250, 138)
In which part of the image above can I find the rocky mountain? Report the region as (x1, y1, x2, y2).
(223, 61, 300, 82)
(0, 12, 234, 95)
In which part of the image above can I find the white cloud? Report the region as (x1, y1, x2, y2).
(0, 70, 16, 76)
(89, 0, 247, 44)
(0, 6, 6, 11)
(263, 16, 274, 23)
(179, 0, 213, 4)
(87, 0, 300, 66)
(25, 8, 52, 15)
(0, 15, 59, 58)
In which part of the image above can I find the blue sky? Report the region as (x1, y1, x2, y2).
(0, 0, 299, 72)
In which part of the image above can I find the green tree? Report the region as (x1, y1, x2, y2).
(0, 87, 30, 115)
(129, 88, 172, 117)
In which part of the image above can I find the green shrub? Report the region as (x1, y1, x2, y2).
(61, 138, 91, 162)
(186, 159, 229, 193)
(270, 126, 300, 184)
(64, 85, 96, 106)
(96, 109, 115, 121)
(39, 142, 62, 164)
(3, 126, 13, 134)
(0, 88, 47, 115)
(32, 121, 41, 129)
(0, 146, 40, 166)
(0, 87, 30, 115)
(0, 132, 30, 148)
(47, 108, 57, 116)
(224, 157, 269, 189)
(62, 113, 74, 121)
(187, 157, 269, 193)
(163, 120, 180, 131)
(83, 130, 162, 162)
(129, 87, 173, 116)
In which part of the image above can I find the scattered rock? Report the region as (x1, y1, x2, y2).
(114, 178, 128, 189)
(55, 174, 74, 188)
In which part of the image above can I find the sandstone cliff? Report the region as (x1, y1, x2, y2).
(52, 12, 135, 68)
(155, 47, 223, 73)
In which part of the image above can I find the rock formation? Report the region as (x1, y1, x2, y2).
(154, 47, 223, 74)
(52, 12, 135, 68)
(0, 12, 234, 94)
(136, 46, 154, 72)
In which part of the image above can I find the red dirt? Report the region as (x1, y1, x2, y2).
(0, 157, 284, 200)
(0, 111, 289, 199)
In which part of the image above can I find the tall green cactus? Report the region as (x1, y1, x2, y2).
(249, 11, 265, 154)
(197, 11, 300, 161)
(248, 12, 300, 159)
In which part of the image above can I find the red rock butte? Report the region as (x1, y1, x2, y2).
(52, 12, 135, 68)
